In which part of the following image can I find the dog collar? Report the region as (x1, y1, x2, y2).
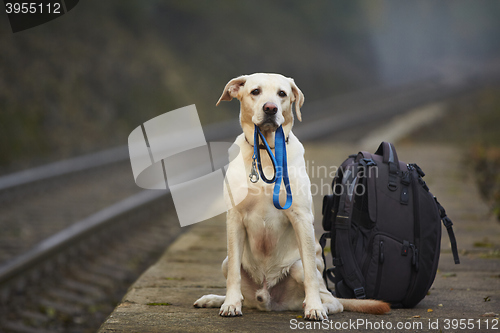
(244, 133, 289, 149)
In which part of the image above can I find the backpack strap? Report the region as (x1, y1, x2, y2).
(356, 152, 378, 222)
(319, 232, 335, 293)
(434, 197, 460, 264)
(334, 168, 367, 299)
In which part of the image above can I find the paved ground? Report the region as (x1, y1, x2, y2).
(98, 141, 500, 333)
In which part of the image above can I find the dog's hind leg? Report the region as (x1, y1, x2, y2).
(194, 256, 265, 312)
(193, 295, 225, 308)
(193, 258, 229, 308)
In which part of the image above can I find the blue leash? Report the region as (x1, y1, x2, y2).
(249, 125, 292, 210)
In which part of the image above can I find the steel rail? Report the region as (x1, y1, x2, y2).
(0, 189, 165, 287)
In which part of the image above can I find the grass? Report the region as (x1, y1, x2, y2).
(479, 250, 500, 259)
(147, 302, 172, 306)
(474, 240, 494, 248)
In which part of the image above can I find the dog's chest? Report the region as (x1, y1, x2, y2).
(243, 207, 291, 258)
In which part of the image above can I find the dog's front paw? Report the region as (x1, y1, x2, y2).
(219, 291, 243, 317)
(219, 300, 242, 317)
(303, 299, 328, 321)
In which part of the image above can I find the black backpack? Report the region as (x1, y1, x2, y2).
(320, 142, 460, 308)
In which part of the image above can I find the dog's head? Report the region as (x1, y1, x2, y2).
(216, 73, 304, 143)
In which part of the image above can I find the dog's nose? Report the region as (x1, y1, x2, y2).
(263, 102, 278, 115)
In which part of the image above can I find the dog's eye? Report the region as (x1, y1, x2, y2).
(278, 90, 287, 97)
(251, 89, 260, 96)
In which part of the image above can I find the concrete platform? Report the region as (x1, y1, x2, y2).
(99, 142, 500, 332)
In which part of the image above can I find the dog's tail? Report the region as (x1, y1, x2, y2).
(338, 298, 391, 315)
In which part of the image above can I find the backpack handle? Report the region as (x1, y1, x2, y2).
(375, 142, 400, 191)
(375, 142, 399, 165)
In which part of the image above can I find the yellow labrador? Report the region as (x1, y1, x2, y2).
(194, 73, 389, 320)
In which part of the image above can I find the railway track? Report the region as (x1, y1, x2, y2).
(0, 70, 499, 332)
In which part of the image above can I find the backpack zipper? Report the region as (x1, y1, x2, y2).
(403, 165, 421, 303)
(410, 244, 419, 271)
(373, 240, 384, 297)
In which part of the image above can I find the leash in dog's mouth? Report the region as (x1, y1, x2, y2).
(249, 124, 292, 210)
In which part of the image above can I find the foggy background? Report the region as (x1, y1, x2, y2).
(1, 0, 500, 173)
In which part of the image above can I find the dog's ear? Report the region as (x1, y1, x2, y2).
(216, 75, 248, 106)
(289, 78, 304, 122)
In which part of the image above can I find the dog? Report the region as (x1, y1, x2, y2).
(194, 73, 390, 320)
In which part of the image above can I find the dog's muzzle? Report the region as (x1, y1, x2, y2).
(259, 102, 279, 130)
(259, 118, 279, 130)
